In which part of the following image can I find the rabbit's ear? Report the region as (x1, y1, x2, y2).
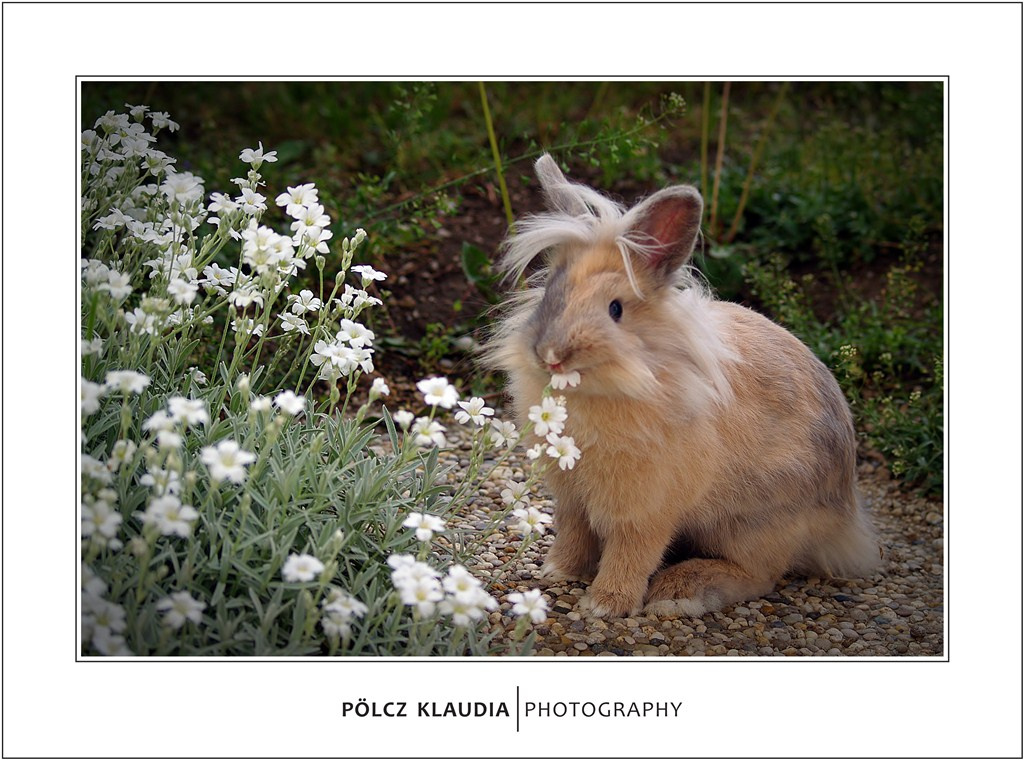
(535, 154, 589, 216)
(628, 186, 703, 279)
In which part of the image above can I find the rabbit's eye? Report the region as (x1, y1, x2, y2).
(609, 299, 623, 322)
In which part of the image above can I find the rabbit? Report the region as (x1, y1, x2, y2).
(484, 154, 881, 619)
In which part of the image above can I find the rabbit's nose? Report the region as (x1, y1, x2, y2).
(542, 348, 561, 368)
(538, 347, 566, 373)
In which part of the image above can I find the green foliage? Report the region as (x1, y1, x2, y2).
(417, 322, 458, 373)
(80, 106, 547, 657)
(703, 82, 943, 268)
(460, 241, 502, 304)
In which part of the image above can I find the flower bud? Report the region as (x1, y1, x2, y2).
(326, 529, 346, 556)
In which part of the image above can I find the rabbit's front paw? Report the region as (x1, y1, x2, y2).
(578, 588, 642, 619)
(538, 561, 591, 584)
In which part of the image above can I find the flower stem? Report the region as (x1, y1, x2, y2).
(478, 82, 515, 231)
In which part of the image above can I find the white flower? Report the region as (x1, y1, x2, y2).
(82, 498, 122, 539)
(392, 410, 414, 430)
(188, 367, 209, 386)
(322, 588, 369, 619)
(500, 481, 531, 509)
(507, 588, 549, 623)
(207, 192, 239, 216)
(278, 312, 310, 335)
(91, 629, 133, 656)
(387, 553, 420, 576)
(156, 591, 206, 629)
(310, 340, 357, 378)
(156, 429, 183, 450)
(454, 397, 494, 426)
(167, 277, 198, 305)
(350, 346, 375, 374)
(337, 319, 375, 348)
(238, 141, 277, 167)
(274, 390, 306, 416)
(350, 264, 387, 286)
(241, 224, 290, 272)
(81, 379, 107, 416)
(411, 417, 447, 448)
(82, 258, 111, 286)
(402, 512, 446, 542)
(340, 284, 382, 312)
(124, 306, 159, 335)
(546, 434, 582, 471)
(83, 595, 127, 637)
(231, 317, 265, 337)
(388, 553, 440, 582)
(139, 466, 181, 496)
(290, 203, 330, 234)
(512, 506, 553, 536)
(149, 111, 179, 131)
(369, 377, 390, 400)
(167, 396, 209, 427)
(93, 209, 128, 231)
(525, 443, 545, 460)
(160, 170, 204, 205)
(82, 565, 108, 598)
(82, 455, 113, 485)
(200, 439, 256, 484)
(143, 409, 175, 434)
(394, 574, 443, 617)
(104, 370, 151, 395)
(550, 370, 582, 390)
(81, 337, 104, 356)
(321, 611, 353, 639)
(250, 396, 272, 413)
(488, 419, 519, 449)
(439, 586, 497, 627)
(236, 187, 267, 215)
(417, 376, 459, 409)
(107, 439, 137, 472)
(528, 396, 568, 437)
(288, 289, 322, 315)
(276, 183, 319, 217)
(201, 263, 237, 294)
(140, 494, 199, 537)
(282, 553, 325, 583)
(294, 224, 333, 256)
(143, 150, 176, 176)
(125, 102, 149, 119)
(100, 270, 134, 301)
(442, 565, 483, 598)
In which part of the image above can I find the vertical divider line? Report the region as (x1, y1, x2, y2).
(516, 684, 520, 732)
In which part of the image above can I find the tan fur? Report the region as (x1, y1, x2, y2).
(484, 156, 881, 618)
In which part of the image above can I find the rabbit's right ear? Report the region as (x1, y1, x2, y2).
(627, 186, 704, 283)
(535, 154, 589, 216)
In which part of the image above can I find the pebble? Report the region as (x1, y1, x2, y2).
(437, 427, 944, 657)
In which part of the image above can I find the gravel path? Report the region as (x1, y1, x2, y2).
(438, 427, 945, 657)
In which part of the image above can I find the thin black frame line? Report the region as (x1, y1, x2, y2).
(74, 78, 949, 662)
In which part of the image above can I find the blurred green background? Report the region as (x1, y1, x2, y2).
(82, 80, 944, 496)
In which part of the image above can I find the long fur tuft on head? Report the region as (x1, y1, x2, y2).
(499, 155, 706, 299)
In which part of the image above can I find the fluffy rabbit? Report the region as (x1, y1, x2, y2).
(485, 155, 880, 618)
